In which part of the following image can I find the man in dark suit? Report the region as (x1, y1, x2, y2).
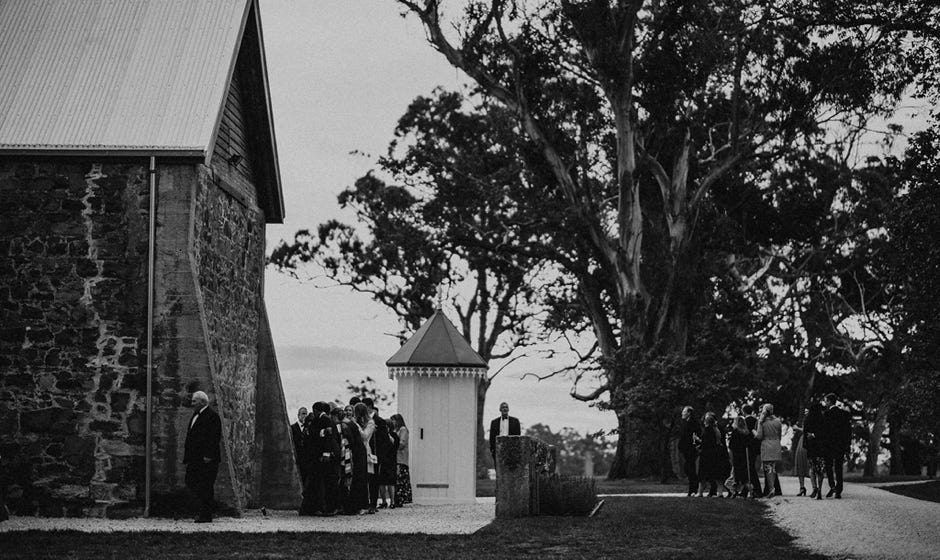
(300, 402, 340, 515)
(822, 393, 852, 498)
(677, 406, 700, 497)
(489, 402, 521, 463)
(291, 407, 308, 485)
(184, 390, 222, 523)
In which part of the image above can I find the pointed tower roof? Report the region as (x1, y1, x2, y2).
(386, 309, 488, 368)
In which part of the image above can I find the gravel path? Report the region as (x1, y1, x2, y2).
(0, 499, 495, 534)
(768, 477, 940, 560)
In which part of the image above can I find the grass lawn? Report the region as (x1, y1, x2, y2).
(878, 480, 940, 504)
(476, 477, 685, 497)
(0, 497, 822, 560)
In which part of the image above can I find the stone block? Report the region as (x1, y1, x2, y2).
(21, 406, 74, 433)
(99, 439, 135, 457)
(64, 435, 96, 458)
(105, 501, 144, 519)
(89, 482, 117, 501)
(111, 391, 131, 413)
(89, 419, 122, 435)
(50, 483, 90, 500)
(0, 403, 18, 433)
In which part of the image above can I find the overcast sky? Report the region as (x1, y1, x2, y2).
(258, 0, 612, 435)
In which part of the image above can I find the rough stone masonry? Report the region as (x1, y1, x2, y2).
(0, 160, 298, 517)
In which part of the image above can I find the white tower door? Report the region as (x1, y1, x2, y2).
(413, 376, 450, 501)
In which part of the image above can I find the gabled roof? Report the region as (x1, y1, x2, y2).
(0, 0, 284, 221)
(386, 310, 488, 368)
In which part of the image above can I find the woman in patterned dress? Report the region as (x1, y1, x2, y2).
(802, 402, 827, 500)
(791, 407, 811, 496)
(389, 414, 413, 506)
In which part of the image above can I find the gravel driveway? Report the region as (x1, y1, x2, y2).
(0, 499, 495, 534)
(769, 477, 939, 560)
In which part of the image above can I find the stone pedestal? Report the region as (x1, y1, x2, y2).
(495, 435, 556, 518)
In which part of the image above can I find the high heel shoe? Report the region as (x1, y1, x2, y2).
(810, 488, 818, 499)
(798, 487, 807, 496)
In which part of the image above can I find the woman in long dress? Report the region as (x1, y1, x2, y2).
(803, 402, 827, 500)
(727, 416, 754, 498)
(390, 413, 413, 507)
(791, 407, 810, 496)
(351, 403, 375, 514)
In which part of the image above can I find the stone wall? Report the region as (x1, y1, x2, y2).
(0, 161, 150, 517)
(190, 166, 266, 507)
(0, 159, 298, 516)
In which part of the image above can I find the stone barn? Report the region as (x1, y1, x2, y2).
(0, 0, 300, 517)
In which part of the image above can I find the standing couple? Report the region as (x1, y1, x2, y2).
(794, 393, 852, 499)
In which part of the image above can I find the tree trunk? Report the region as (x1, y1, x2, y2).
(608, 412, 631, 479)
(660, 419, 677, 483)
(607, 414, 665, 479)
(475, 375, 493, 478)
(864, 403, 889, 477)
(888, 412, 904, 476)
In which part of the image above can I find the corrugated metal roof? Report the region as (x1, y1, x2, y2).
(0, 0, 251, 155)
(386, 310, 489, 368)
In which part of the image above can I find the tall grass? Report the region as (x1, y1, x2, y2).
(538, 475, 597, 516)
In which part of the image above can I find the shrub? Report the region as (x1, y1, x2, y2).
(538, 475, 597, 516)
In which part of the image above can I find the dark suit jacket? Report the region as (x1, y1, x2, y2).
(678, 418, 700, 456)
(310, 412, 340, 464)
(184, 406, 222, 465)
(823, 406, 852, 456)
(744, 415, 762, 455)
(372, 413, 390, 457)
(291, 422, 304, 463)
(489, 416, 521, 457)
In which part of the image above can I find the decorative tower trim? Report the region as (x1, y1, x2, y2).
(388, 366, 488, 380)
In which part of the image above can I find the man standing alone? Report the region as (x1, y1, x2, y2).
(291, 407, 308, 485)
(677, 406, 700, 497)
(822, 393, 852, 498)
(184, 390, 222, 523)
(489, 402, 521, 463)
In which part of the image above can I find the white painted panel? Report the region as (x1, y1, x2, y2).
(400, 373, 481, 504)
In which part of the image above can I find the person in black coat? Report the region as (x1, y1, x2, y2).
(291, 407, 308, 484)
(300, 402, 340, 515)
(489, 402, 521, 463)
(822, 393, 852, 498)
(696, 412, 727, 497)
(678, 406, 701, 497)
(183, 390, 222, 523)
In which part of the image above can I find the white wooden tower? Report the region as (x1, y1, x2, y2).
(387, 309, 487, 504)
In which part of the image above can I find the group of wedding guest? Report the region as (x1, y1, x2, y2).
(678, 393, 852, 499)
(290, 397, 412, 516)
